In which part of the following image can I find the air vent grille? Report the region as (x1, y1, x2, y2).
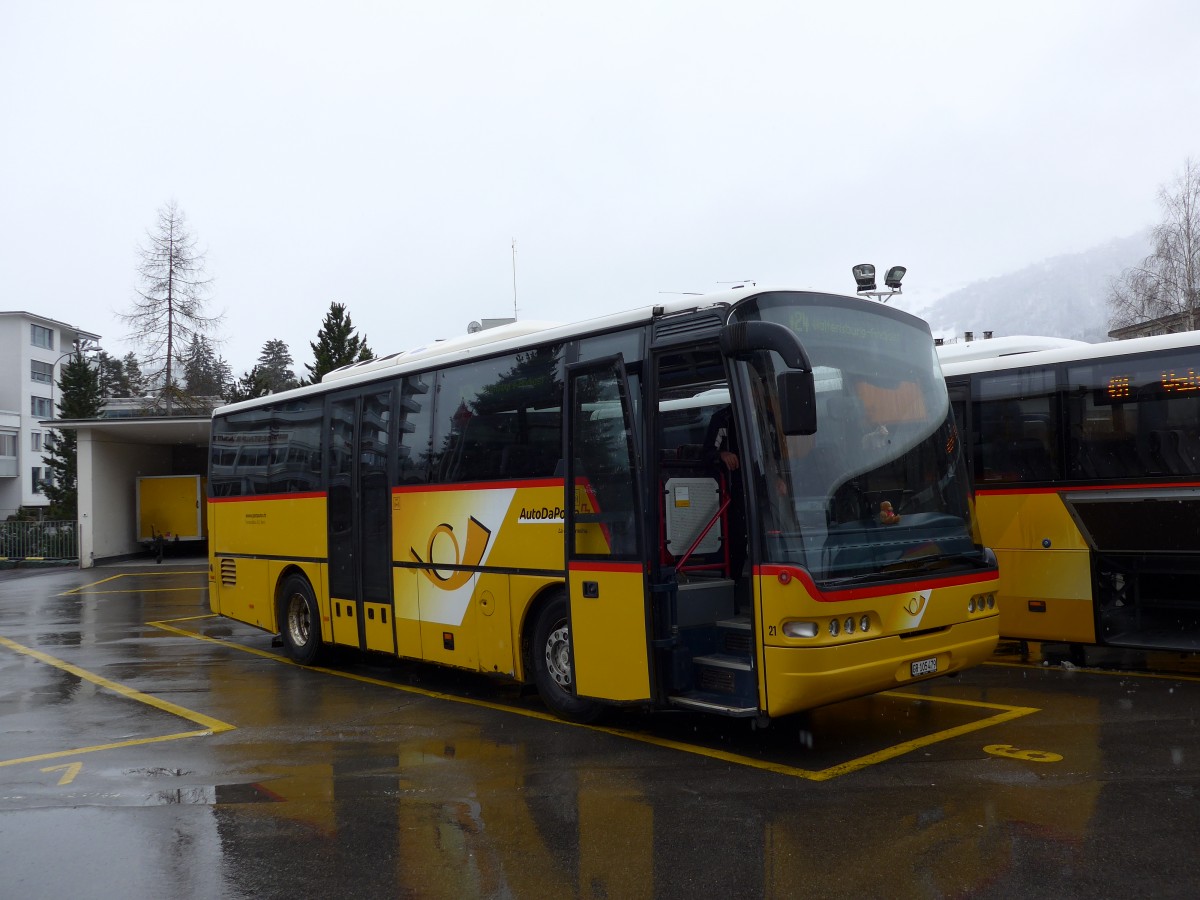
(651, 308, 725, 346)
(723, 632, 752, 655)
(697, 667, 736, 694)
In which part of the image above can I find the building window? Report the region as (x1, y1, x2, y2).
(31, 396, 53, 418)
(32, 467, 44, 493)
(31, 431, 43, 452)
(0, 433, 16, 458)
(31, 324, 54, 350)
(31, 360, 54, 384)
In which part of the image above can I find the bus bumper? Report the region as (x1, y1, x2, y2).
(761, 616, 999, 719)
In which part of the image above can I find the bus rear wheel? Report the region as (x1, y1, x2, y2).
(532, 593, 603, 723)
(278, 573, 323, 666)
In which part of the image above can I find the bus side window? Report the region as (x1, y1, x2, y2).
(397, 375, 434, 484)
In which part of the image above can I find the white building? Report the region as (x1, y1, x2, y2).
(0, 311, 101, 519)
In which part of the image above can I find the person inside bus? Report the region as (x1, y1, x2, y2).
(705, 403, 799, 533)
(703, 405, 748, 580)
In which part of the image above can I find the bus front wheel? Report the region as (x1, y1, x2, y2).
(532, 593, 603, 723)
(278, 574, 324, 666)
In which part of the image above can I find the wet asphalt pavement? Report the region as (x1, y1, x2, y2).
(2, 562, 1200, 899)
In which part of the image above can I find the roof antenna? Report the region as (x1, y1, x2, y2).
(511, 238, 518, 320)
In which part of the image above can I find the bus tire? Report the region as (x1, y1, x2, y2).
(278, 573, 323, 666)
(532, 592, 603, 723)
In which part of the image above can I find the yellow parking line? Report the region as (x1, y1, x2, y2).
(151, 617, 1035, 781)
(0, 634, 235, 769)
(986, 658, 1200, 684)
(59, 573, 126, 594)
(70, 587, 208, 595)
(811, 698, 1037, 780)
(60, 571, 208, 596)
(1, 731, 217, 769)
(584, 694, 1038, 782)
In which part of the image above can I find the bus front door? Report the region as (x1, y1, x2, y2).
(564, 359, 653, 703)
(327, 388, 396, 654)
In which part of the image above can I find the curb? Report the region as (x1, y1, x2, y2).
(0, 558, 79, 569)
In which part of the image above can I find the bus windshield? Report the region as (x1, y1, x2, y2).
(729, 292, 980, 585)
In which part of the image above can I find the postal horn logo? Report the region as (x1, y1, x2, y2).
(411, 517, 492, 590)
(904, 591, 930, 618)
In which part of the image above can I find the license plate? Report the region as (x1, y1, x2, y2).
(910, 657, 938, 677)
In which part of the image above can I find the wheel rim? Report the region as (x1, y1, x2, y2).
(544, 620, 572, 689)
(286, 593, 311, 647)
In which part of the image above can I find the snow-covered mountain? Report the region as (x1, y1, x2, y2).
(909, 231, 1151, 344)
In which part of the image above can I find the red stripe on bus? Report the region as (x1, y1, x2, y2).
(568, 561, 644, 573)
(976, 479, 1200, 497)
(208, 492, 327, 503)
(393, 479, 562, 494)
(756, 564, 996, 603)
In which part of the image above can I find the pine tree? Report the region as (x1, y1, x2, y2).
(256, 339, 299, 393)
(304, 302, 374, 385)
(226, 339, 299, 403)
(122, 353, 146, 398)
(181, 334, 232, 403)
(41, 349, 104, 519)
(96, 351, 129, 398)
(225, 365, 273, 404)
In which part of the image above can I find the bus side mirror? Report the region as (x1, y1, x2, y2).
(778, 370, 817, 435)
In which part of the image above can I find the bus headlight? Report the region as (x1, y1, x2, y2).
(829, 619, 840, 637)
(783, 621, 819, 638)
(844, 617, 855, 634)
(860, 615, 870, 633)
(968, 597, 977, 613)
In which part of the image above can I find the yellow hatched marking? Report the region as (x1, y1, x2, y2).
(154, 617, 1035, 781)
(0, 634, 235, 769)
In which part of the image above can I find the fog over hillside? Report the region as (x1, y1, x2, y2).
(903, 231, 1151, 344)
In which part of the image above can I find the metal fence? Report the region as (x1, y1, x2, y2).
(0, 519, 79, 560)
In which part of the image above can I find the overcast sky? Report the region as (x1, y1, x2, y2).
(3, 1, 1199, 376)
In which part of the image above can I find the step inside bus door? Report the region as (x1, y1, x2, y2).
(564, 358, 653, 703)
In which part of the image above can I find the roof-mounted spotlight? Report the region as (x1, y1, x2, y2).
(852, 263, 876, 293)
(852, 263, 907, 301)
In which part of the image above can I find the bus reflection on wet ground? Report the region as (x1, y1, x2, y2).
(2, 565, 1198, 899)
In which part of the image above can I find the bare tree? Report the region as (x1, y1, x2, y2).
(120, 200, 223, 411)
(1109, 158, 1200, 334)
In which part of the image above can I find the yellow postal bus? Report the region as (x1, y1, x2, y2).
(208, 287, 999, 723)
(942, 331, 1200, 653)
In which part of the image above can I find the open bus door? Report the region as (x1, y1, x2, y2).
(564, 358, 653, 703)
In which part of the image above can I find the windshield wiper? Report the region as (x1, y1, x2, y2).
(820, 572, 885, 587)
(822, 551, 985, 587)
(887, 551, 986, 571)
